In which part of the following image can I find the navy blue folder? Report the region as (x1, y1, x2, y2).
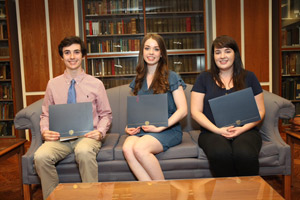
(49, 102, 94, 141)
(208, 87, 261, 128)
(127, 93, 168, 128)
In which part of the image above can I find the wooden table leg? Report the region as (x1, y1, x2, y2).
(286, 134, 294, 187)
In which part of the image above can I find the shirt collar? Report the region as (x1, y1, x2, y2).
(63, 69, 86, 84)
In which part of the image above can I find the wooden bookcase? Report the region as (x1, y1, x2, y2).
(280, 0, 300, 117)
(82, 0, 206, 89)
(0, 0, 17, 138)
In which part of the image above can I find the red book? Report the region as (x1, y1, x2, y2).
(186, 17, 191, 32)
(111, 59, 115, 75)
(122, 19, 125, 34)
(89, 20, 93, 35)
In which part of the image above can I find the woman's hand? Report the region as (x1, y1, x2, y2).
(220, 126, 244, 139)
(125, 126, 141, 135)
(141, 125, 166, 133)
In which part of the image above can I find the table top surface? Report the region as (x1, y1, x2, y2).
(47, 176, 283, 200)
(0, 138, 26, 155)
(285, 129, 300, 140)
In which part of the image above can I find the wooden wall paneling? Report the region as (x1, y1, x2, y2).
(26, 95, 44, 106)
(215, 0, 241, 49)
(18, 0, 49, 92)
(262, 85, 270, 91)
(244, 0, 269, 83)
(48, 0, 76, 78)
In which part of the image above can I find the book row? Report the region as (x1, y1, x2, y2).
(85, 0, 140, 15)
(0, 83, 12, 99)
(145, 0, 203, 12)
(87, 55, 205, 77)
(85, 0, 203, 15)
(86, 18, 139, 36)
(146, 17, 204, 33)
(87, 35, 205, 53)
(281, 27, 300, 47)
(0, 47, 9, 57)
(281, 0, 300, 19)
(282, 52, 300, 75)
(87, 38, 141, 53)
(0, 102, 13, 120)
(282, 78, 300, 100)
(0, 23, 7, 40)
(100, 74, 198, 89)
(88, 58, 138, 76)
(0, 121, 14, 137)
(0, 63, 10, 79)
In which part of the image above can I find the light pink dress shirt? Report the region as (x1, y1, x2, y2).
(40, 70, 112, 137)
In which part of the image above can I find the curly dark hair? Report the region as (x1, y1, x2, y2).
(58, 36, 87, 58)
(210, 35, 246, 91)
(133, 34, 169, 95)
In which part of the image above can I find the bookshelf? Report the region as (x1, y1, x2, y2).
(82, 0, 206, 89)
(280, 0, 300, 117)
(0, 0, 16, 138)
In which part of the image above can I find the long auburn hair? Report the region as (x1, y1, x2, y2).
(210, 35, 246, 91)
(133, 34, 169, 95)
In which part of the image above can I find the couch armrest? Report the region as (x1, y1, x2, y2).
(258, 90, 294, 171)
(14, 98, 44, 155)
(259, 90, 295, 143)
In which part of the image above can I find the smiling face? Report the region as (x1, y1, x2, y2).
(143, 38, 161, 68)
(62, 43, 83, 73)
(214, 47, 235, 71)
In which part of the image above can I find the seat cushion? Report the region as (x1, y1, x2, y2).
(114, 132, 199, 160)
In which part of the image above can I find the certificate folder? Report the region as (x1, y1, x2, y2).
(127, 93, 168, 128)
(49, 102, 93, 141)
(208, 87, 261, 128)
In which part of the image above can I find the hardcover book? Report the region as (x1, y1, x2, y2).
(208, 87, 261, 128)
(127, 93, 168, 128)
(49, 102, 94, 141)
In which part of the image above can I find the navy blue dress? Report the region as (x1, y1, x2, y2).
(129, 71, 186, 151)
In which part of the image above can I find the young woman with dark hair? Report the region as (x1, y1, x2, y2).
(191, 35, 265, 177)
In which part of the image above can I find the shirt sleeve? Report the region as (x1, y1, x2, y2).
(40, 81, 54, 133)
(95, 81, 112, 137)
(169, 71, 186, 92)
(246, 71, 263, 96)
(191, 72, 207, 93)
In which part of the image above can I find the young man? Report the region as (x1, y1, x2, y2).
(34, 36, 112, 199)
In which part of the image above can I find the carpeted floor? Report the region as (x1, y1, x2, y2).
(1, 142, 300, 200)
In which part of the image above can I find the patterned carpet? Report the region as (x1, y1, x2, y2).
(0, 143, 300, 200)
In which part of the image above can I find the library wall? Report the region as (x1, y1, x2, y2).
(215, 0, 241, 49)
(17, 0, 273, 107)
(18, 0, 76, 106)
(215, 0, 270, 90)
(19, 0, 49, 92)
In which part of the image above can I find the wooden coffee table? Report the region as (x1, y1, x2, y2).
(0, 138, 27, 197)
(47, 176, 283, 200)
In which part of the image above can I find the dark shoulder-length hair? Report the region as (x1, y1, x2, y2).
(133, 34, 169, 95)
(210, 35, 246, 91)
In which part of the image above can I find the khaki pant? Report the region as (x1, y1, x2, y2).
(34, 137, 101, 199)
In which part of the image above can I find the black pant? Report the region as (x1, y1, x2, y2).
(198, 129, 262, 177)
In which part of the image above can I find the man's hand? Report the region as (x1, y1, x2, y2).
(42, 130, 60, 141)
(84, 130, 103, 141)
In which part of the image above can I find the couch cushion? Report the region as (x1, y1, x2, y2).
(57, 133, 120, 164)
(114, 132, 199, 160)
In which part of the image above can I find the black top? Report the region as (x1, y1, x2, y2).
(191, 70, 263, 133)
